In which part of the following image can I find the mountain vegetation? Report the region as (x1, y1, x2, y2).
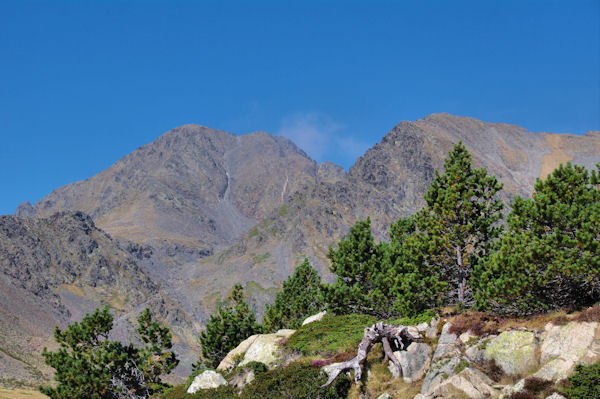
(198, 285, 262, 369)
(40, 306, 177, 399)
(3, 114, 600, 393)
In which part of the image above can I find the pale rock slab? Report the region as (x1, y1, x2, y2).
(187, 370, 227, 393)
(388, 342, 432, 383)
(432, 323, 460, 361)
(421, 356, 462, 395)
(238, 329, 296, 367)
(216, 334, 260, 371)
(302, 310, 327, 326)
(539, 321, 598, 364)
(429, 367, 499, 399)
(533, 321, 600, 380)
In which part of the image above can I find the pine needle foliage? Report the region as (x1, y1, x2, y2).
(473, 163, 600, 314)
(40, 306, 178, 399)
(263, 258, 324, 332)
(199, 284, 262, 369)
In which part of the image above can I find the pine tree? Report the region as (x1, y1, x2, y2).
(199, 284, 262, 369)
(136, 308, 179, 392)
(419, 142, 504, 305)
(473, 163, 600, 314)
(384, 214, 449, 316)
(263, 259, 324, 332)
(322, 218, 392, 317)
(40, 306, 178, 399)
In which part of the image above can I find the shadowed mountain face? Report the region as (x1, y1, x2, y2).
(5, 113, 600, 387)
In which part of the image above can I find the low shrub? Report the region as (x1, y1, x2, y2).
(241, 360, 351, 399)
(509, 392, 536, 399)
(448, 312, 499, 336)
(565, 361, 600, 399)
(388, 309, 437, 326)
(523, 376, 553, 393)
(573, 305, 600, 323)
(286, 314, 376, 355)
(476, 359, 504, 382)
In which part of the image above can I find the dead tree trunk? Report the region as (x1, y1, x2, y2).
(322, 322, 422, 386)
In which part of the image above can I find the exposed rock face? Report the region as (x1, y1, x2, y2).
(186, 370, 227, 393)
(217, 334, 260, 371)
(302, 310, 327, 326)
(33, 126, 319, 254)
(0, 212, 193, 386)
(388, 342, 432, 383)
(534, 321, 600, 380)
(238, 329, 296, 368)
(485, 331, 539, 375)
(428, 367, 498, 399)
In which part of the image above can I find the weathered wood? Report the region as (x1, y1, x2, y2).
(322, 322, 421, 386)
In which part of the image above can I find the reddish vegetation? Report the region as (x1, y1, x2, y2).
(448, 312, 499, 336)
(572, 305, 600, 322)
(523, 377, 553, 392)
(475, 359, 504, 383)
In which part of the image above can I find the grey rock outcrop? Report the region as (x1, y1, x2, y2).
(428, 367, 498, 399)
(388, 342, 432, 383)
(187, 370, 227, 393)
(534, 321, 600, 380)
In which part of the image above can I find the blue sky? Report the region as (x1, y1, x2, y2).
(1, 0, 599, 215)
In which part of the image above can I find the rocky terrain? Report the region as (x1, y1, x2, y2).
(3, 113, 600, 387)
(186, 308, 600, 399)
(0, 212, 196, 387)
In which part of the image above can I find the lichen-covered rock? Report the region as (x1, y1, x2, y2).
(187, 370, 227, 393)
(499, 378, 525, 399)
(377, 394, 393, 399)
(389, 342, 432, 383)
(540, 322, 599, 364)
(302, 310, 327, 326)
(485, 331, 538, 375)
(238, 329, 295, 367)
(429, 367, 498, 399)
(421, 356, 462, 395)
(533, 321, 600, 380)
(217, 334, 260, 371)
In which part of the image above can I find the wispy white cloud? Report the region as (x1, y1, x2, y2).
(277, 112, 342, 161)
(335, 136, 371, 163)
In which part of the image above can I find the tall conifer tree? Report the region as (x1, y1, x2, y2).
(419, 142, 504, 304)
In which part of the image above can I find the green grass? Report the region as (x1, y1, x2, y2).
(286, 314, 377, 356)
(387, 309, 437, 326)
(252, 253, 270, 264)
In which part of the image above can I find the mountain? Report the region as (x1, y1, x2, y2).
(0, 212, 195, 386)
(4, 113, 600, 387)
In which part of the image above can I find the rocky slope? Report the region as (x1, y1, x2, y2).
(187, 114, 600, 317)
(0, 212, 195, 387)
(4, 113, 600, 387)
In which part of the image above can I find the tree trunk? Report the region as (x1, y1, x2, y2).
(456, 245, 465, 304)
(322, 322, 421, 386)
